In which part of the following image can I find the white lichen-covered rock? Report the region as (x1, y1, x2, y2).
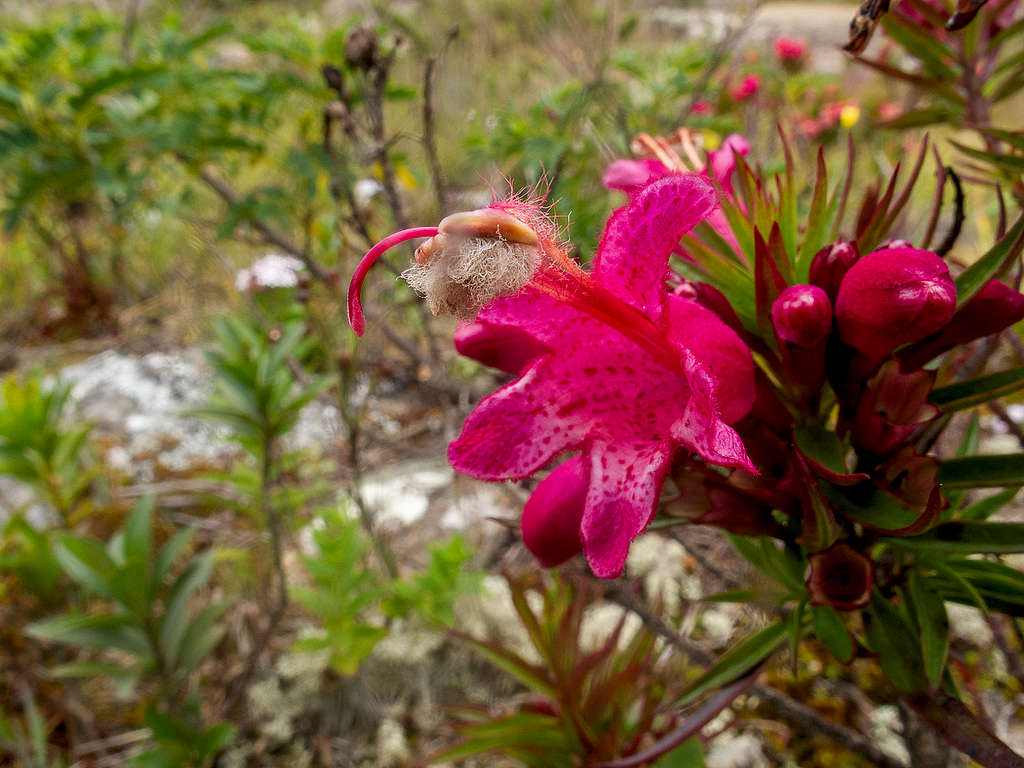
(627, 533, 699, 614)
(57, 349, 341, 482)
(869, 704, 911, 766)
(706, 731, 770, 768)
(375, 717, 412, 768)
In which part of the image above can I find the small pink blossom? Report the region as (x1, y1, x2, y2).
(691, 99, 713, 115)
(774, 36, 807, 63)
(731, 74, 761, 102)
(877, 101, 903, 122)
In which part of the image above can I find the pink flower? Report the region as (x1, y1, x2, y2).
(774, 36, 807, 63)
(348, 175, 757, 577)
(731, 74, 761, 102)
(691, 98, 713, 115)
(447, 177, 757, 577)
(834, 247, 956, 361)
(877, 101, 902, 122)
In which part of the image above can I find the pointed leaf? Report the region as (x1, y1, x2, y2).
(906, 571, 949, 690)
(953, 213, 1024, 307)
(938, 454, 1024, 488)
(812, 605, 853, 663)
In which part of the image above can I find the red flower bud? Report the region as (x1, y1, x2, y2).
(521, 456, 587, 568)
(809, 241, 859, 303)
(772, 285, 833, 347)
(731, 75, 761, 102)
(454, 320, 549, 375)
(806, 542, 874, 611)
(835, 247, 956, 360)
(900, 280, 1024, 369)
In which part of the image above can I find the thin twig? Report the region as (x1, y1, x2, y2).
(423, 26, 459, 218)
(193, 165, 332, 286)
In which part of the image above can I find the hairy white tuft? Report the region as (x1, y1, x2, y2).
(402, 236, 541, 318)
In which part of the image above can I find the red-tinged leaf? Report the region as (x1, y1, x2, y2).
(792, 451, 842, 551)
(822, 481, 941, 535)
(449, 630, 557, 698)
(755, 228, 789, 339)
(879, 135, 931, 237)
(796, 148, 830, 281)
(673, 622, 788, 708)
(594, 666, 762, 768)
(952, 212, 1024, 308)
(768, 222, 795, 285)
(904, 690, 1024, 767)
(794, 426, 868, 485)
(856, 161, 902, 253)
(828, 133, 856, 242)
(879, 14, 960, 81)
(853, 57, 964, 104)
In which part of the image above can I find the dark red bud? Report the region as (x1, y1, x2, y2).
(900, 280, 1024, 369)
(835, 247, 956, 360)
(521, 456, 587, 568)
(772, 284, 833, 347)
(809, 241, 858, 303)
(806, 542, 874, 611)
(453, 321, 549, 375)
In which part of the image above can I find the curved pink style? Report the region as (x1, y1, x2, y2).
(346, 226, 439, 336)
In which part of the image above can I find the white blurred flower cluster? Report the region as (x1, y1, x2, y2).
(235, 254, 306, 292)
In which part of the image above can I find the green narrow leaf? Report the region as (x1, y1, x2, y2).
(54, 536, 117, 599)
(159, 550, 215, 666)
(929, 366, 1024, 412)
(673, 621, 788, 708)
(123, 497, 153, 566)
(796, 148, 829, 281)
(938, 454, 1024, 488)
(886, 521, 1024, 553)
(958, 487, 1020, 521)
(811, 605, 853, 663)
(863, 591, 926, 693)
(907, 572, 949, 690)
(953, 213, 1024, 307)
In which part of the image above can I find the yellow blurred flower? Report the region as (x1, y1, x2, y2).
(840, 105, 861, 129)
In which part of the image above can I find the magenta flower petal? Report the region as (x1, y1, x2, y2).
(580, 440, 672, 577)
(448, 362, 581, 480)
(671, 351, 758, 473)
(708, 134, 751, 193)
(454, 320, 550, 375)
(593, 174, 718, 319)
(665, 295, 755, 424)
(522, 456, 587, 568)
(835, 247, 956, 359)
(602, 158, 672, 197)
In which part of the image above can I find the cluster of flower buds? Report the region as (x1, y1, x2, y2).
(668, 238, 1024, 609)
